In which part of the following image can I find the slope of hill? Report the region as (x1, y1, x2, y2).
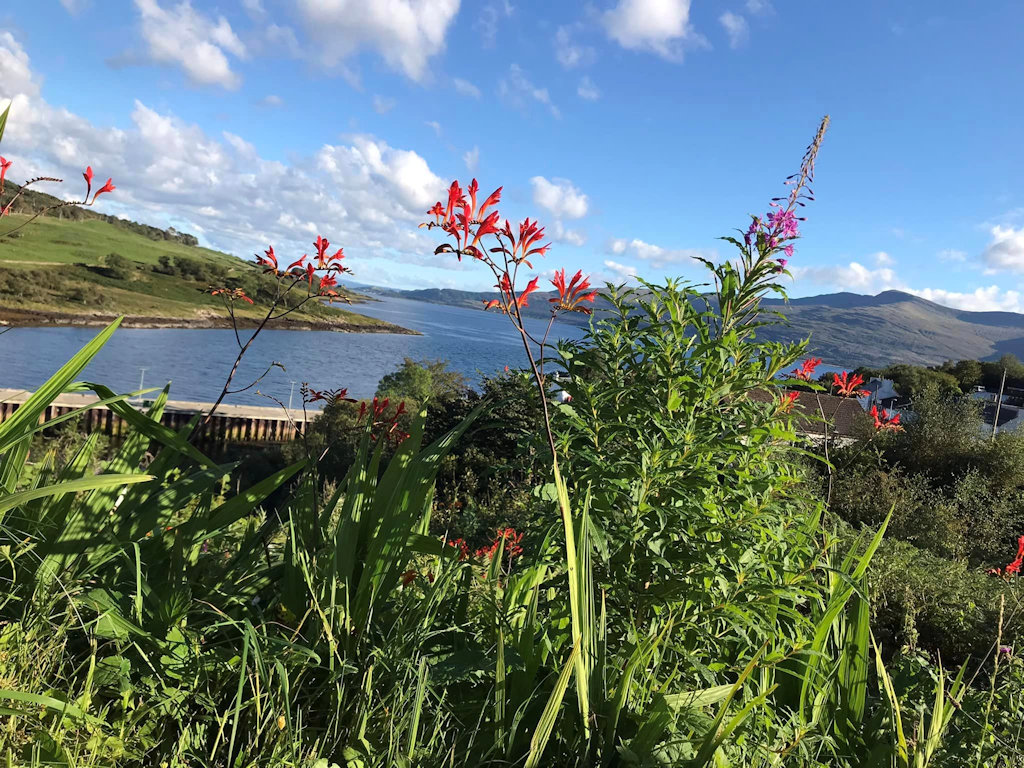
(758, 290, 1024, 367)
(0, 192, 410, 334)
(371, 285, 1024, 368)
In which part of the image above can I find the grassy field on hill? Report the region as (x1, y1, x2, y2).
(0, 210, 408, 333)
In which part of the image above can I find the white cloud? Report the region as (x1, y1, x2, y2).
(602, 0, 704, 61)
(577, 76, 601, 101)
(476, 0, 514, 47)
(425, 120, 442, 136)
(59, 0, 88, 13)
(499, 64, 559, 118)
(241, 0, 265, 18)
(133, 0, 247, 89)
(873, 251, 894, 266)
(792, 261, 905, 291)
(453, 77, 482, 99)
(607, 237, 711, 268)
(981, 225, 1024, 272)
(604, 259, 639, 279)
(719, 11, 749, 49)
(550, 220, 586, 246)
(938, 249, 967, 262)
(745, 0, 772, 14)
(372, 94, 396, 114)
(259, 94, 283, 108)
(463, 145, 479, 172)
(0, 32, 38, 98)
(907, 286, 1024, 313)
(294, 0, 460, 81)
(555, 25, 595, 68)
(0, 31, 450, 276)
(531, 176, 588, 219)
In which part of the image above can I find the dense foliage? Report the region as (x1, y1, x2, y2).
(2, 108, 1024, 767)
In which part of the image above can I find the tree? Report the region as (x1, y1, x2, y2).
(101, 252, 133, 280)
(375, 358, 469, 407)
(949, 359, 982, 391)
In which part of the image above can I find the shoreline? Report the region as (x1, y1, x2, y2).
(0, 307, 420, 335)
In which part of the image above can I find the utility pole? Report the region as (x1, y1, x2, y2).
(993, 368, 1006, 440)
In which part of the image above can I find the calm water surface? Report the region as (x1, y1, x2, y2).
(0, 297, 586, 406)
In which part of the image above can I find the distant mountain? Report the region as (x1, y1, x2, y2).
(368, 285, 1024, 368)
(758, 290, 1024, 366)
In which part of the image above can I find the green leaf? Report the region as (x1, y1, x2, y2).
(0, 102, 9, 146)
(525, 641, 579, 768)
(0, 689, 103, 725)
(0, 473, 152, 515)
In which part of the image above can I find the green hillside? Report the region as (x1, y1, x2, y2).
(0, 196, 408, 333)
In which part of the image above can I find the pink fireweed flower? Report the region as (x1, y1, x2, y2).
(766, 208, 800, 239)
(744, 216, 761, 246)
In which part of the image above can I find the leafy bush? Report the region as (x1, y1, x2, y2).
(5, 110, 1016, 766)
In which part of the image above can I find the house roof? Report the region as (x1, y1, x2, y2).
(749, 389, 869, 438)
(982, 403, 1020, 428)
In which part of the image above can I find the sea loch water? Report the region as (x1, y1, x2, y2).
(0, 297, 587, 407)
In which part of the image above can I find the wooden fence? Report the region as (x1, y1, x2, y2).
(0, 388, 313, 447)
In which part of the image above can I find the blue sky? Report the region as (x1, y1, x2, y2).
(1, 0, 1023, 310)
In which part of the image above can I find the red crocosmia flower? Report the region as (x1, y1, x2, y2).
(482, 299, 501, 311)
(870, 405, 903, 432)
(286, 255, 307, 273)
(82, 166, 93, 197)
(425, 201, 444, 224)
(781, 391, 799, 412)
(210, 288, 254, 304)
(991, 535, 1024, 578)
(476, 527, 525, 563)
(516, 276, 540, 308)
(833, 371, 868, 398)
(550, 268, 598, 314)
(314, 235, 330, 267)
(256, 245, 279, 273)
(791, 358, 822, 381)
(400, 570, 417, 587)
(0, 156, 12, 190)
(1007, 535, 1024, 576)
(305, 262, 316, 287)
(447, 538, 469, 561)
(318, 273, 338, 294)
(93, 178, 115, 199)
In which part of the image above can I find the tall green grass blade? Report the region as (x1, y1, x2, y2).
(0, 320, 121, 449)
(0, 102, 9, 145)
(873, 632, 909, 766)
(525, 641, 579, 768)
(0, 473, 151, 515)
(0, 690, 102, 725)
(406, 657, 429, 760)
